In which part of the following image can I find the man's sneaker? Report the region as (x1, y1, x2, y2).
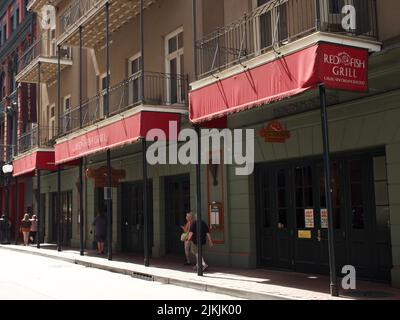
(202, 264, 209, 272)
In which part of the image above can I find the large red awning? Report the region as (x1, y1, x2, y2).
(55, 111, 180, 165)
(13, 151, 57, 177)
(189, 43, 368, 124)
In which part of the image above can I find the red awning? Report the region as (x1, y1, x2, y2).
(13, 151, 57, 177)
(55, 111, 181, 165)
(189, 43, 368, 124)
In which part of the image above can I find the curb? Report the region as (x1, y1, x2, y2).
(0, 245, 289, 300)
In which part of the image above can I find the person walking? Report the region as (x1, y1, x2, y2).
(180, 212, 193, 265)
(29, 215, 38, 244)
(20, 214, 32, 246)
(91, 212, 107, 255)
(187, 215, 213, 272)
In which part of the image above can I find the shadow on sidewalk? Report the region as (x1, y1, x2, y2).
(5, 243, 400, 300)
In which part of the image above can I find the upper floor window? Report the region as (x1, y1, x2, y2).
(166, 28, 185, 104)
(255, 0, 288, 52)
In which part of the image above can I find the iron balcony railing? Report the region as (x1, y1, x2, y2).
(17, 37, 72, 75)
(60, 71, 188, 136)
(17, 126, 57, 155)
(60, 0, 103, 35)
(196, 0, 378, 78)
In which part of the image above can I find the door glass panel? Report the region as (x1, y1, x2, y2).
(259, 10, 272, 50)
(320, 162, 341, 229)
(129, 57, 141, 104)
(261, 171, 270, 228)
(170, 58, 178, 104)
(374, 156, 390, 228)
(277, 3, 288, 42)
(350, 160, 365, 229)
(295, 166, 313, 229)
(277, 169, 287, 229)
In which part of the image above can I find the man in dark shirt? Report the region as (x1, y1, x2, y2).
(187, 217, 213, 272)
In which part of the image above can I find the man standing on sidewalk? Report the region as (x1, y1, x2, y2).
(187, 215, 213, 272)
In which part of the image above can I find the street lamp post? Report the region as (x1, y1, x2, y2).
(2, 164, 14, 244)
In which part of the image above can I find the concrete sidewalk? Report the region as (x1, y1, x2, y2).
(1, 244, 399, 300)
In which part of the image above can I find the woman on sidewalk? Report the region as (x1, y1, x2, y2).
(181, 212, 193, 265)
(20, 214, 32, 246)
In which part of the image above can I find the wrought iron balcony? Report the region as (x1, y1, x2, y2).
(16, 37, 72, 84)
(58, 0, 156, 47)
(60, 71, 188, 135)
(17, 126, 57, 156)
(196, 0, 378, 79)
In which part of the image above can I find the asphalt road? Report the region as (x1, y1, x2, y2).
(0, 249, 243, 300)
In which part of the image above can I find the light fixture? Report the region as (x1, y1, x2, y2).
(2, 164, 13, 174)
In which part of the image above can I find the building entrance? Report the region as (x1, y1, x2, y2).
(255, 151, 392, 281)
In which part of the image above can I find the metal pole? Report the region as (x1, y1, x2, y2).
(4, 175, 10, 244)
(36, 169, 41, 249)
(79, 26, 83, 128)
(319, 85, 339, 297)
(106, 149, 112, 260)
(37, 61, 41, 142)
(142, 138, 149, 267)
(140, 0, 145, 102)
(57, 165, 62, 252)
(14, 176, 18, 245)
(79, 158, 84, 255)
(57, 45, 61, 136)
(315, 0, 321, 31)
(192, 0, 197, 81)
(105, 2, 110, 116)
(195, 126, 203, 276)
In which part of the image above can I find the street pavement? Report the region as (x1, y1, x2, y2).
(0, 249, 243, 300)
(1, 244, 400, 300)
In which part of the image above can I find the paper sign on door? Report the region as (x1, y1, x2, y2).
(320, 209, 328, 229)
(305, 209, 314, 228)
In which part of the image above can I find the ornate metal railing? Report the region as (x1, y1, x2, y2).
(60, 71, 188, 135)
(17, 126, 57, 155)
(17, 37, 72, 75)
(196, 0, 378, 78)
(60, 0, 103, 35)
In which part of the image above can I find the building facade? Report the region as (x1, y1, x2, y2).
(7, 0, 400, 287)
(0, 0, 34, 243)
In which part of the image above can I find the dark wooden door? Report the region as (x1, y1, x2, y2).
(165, 174, 191, 255)
(256, 165, 294, 269)
(51, 191, 72, 246)
(121, 181, 153, 253)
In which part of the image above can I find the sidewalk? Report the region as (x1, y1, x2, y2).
(1, 243, 400, 300)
